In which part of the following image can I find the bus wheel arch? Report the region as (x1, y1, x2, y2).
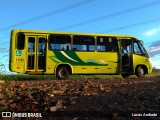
(135, 65, 148, 78)
(56, 64, 72, 80)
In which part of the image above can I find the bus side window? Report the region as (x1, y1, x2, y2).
(110, 38, 118, 52)
(97, 37, 117, 52)
(97, 37, 107, 52)
(17, 33, 25, 50)
(48, 34, 71, 51)
(73, 35, 95, 51)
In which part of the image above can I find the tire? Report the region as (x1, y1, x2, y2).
(56, 66, 70, 80)
(122, 74, 130, 78)
(136, 66, 145, 78)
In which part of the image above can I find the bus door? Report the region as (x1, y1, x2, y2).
(120, 39, 133, 73)
(27, 35, 46, 72)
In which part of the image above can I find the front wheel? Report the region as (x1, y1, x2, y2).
(136, 66, 145, 78)
(56, 66, 70, 80)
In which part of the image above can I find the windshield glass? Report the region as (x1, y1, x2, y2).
(134, 40, 149, 57)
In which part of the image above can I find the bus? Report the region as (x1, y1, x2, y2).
(9, 29, 152, 79)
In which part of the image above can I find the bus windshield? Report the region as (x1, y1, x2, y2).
(134, 40, 149, 57)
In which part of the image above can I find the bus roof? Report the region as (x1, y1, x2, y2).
(12, 29, 137, 39)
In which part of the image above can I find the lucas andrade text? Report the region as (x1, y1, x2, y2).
(132, 113, 157, 117)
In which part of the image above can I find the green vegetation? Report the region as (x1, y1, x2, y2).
(0, 74, 56, 81)
(0, 69, 159, 81)
(146, 68, 160, 77)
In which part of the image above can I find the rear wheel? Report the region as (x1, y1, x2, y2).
(136, 66, 145, 78)
(56, 66, 70, 80)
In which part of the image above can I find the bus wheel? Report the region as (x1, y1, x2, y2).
(122, 74, 130, 78)
(56, 66, 70, 80)
(136, 66, 145, 78)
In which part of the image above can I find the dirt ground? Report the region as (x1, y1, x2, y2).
(0, 76, 160, 119)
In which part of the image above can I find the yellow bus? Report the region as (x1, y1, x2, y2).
(9, 29, 152, 79)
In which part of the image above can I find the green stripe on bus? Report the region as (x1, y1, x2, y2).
(52, 50, 107, 66)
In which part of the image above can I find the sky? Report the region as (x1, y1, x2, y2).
(0, 0, 160, 73)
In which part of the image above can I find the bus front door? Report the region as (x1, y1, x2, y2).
(120, 39, 133, 74)
(27, 36, 46, 73)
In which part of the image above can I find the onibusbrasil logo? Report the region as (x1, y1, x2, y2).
(2, 112, 42, 118)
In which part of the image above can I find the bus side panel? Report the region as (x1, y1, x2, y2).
(73, 52, 119, 74)
(72, 52, 97, 74)
(72, 66, 97, 74)
(95, 52, 119, 74)
(45, 50, 58, 74)
(46, 50, 119, 75)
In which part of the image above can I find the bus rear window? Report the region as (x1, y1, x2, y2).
(17, 33, 25, 50)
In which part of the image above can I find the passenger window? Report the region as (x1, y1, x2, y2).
(49, 35, 71, 50)
(73, 35, 95, 51)
(38, 38, 46, 52)
(97, 37, 118, 52)
(17, 33, 25, 50)
(28, 37, 35, 52)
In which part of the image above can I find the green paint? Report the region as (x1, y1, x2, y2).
(50, 50, 108, 66)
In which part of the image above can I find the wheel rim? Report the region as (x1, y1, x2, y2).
(140, 68, 144, 75)
(59, 69, 67, 78)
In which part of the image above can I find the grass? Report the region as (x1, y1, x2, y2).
(146, 69, 160, 77)
(0, 69, 159, 81)
(0, 74, 56, 81)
